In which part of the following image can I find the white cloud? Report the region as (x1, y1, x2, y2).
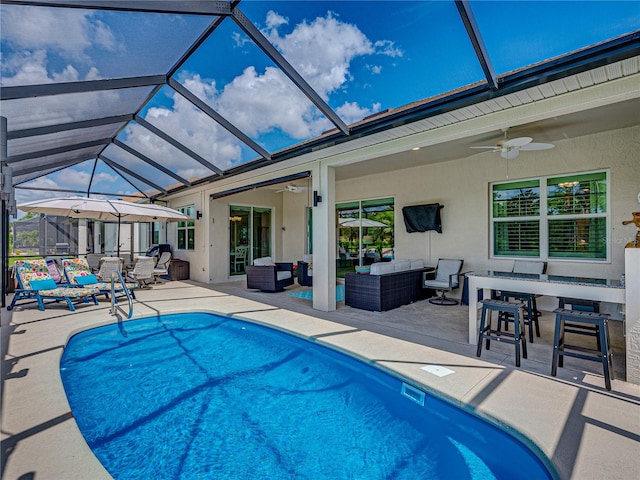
(1, 5, 117, 84)
(336, 101, 382, 125)
(374, 40, 403, 58)
(5, 7, 400, 191)
(263, 11, 374, 97)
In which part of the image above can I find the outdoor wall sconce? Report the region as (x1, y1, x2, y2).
(313, 190, 322, 206)
(196, 210, 203, 220)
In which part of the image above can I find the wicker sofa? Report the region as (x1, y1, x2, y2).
(345, 259, 435, 311)
(246, 257, 294, 292)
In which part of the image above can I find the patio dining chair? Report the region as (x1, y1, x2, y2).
(7, 260, 99, 312)
(97, 257, 125, 282)
(152, 251, 172, 283)
(127, 256, 156, 288)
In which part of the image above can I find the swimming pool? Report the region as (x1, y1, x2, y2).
(60, 312, 555, 479)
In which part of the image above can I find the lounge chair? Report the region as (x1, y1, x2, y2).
(8, 259, 99, 312)
(62, 257, 137, 300)
(127, 256, 156, 288)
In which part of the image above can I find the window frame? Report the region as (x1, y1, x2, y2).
(490, 170, 610, 262)
(176, 205, 196, 251)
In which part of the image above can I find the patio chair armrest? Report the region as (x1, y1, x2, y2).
(275, 262, 293, 272)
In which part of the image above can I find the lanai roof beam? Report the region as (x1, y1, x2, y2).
(113, 139, 191, 187)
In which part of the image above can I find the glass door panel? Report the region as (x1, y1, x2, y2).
(229, 206, 250, 276)
(336, 198, 394, 278)
(252, 207, 272, 261)
(229, 205, 271, 276)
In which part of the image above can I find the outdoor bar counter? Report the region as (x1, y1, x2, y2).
(467, 249, 640, 385)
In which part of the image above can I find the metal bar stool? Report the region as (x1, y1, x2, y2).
(551, 308, 613, 390)
(558, 297, 602, 351)
(477, 299, 527, 367)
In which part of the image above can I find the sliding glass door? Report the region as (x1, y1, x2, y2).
(336, 197, 394, 277)
(229, 205, 272, 276)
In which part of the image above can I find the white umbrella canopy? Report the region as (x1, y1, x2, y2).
(18, 196, 190, 256)
(338, 218, 388, 228)
(18, 196, 189, 223)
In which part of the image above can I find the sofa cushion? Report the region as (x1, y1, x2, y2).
(370, 262, 395, 275)
(302, 254, 313, 263)
(276, 271, 292, 281)
(393, 259, 411, 272)
(253, 257, 273, 266)
(410, 259, 424, 270)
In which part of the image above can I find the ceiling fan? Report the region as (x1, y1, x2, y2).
(471, 129, 555, 159)
(276, 185, 309, 193)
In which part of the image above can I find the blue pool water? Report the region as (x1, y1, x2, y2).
(60, 313, 555, 480)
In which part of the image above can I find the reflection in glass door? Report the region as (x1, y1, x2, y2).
(336, 197, 394, 278)
(229, 206, 272, 276)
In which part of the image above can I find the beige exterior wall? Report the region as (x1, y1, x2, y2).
(163, 125, 638, 296)
(337, 125, 638, 276)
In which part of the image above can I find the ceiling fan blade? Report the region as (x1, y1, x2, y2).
(519, 142, 555, 151)
(503, 137, 532, 148)
(470, 146, 500, 150)
(501, 149, 520, 160)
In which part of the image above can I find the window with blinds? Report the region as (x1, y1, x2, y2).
(491, 171, 608, 261)
(492, 180, 540, 257)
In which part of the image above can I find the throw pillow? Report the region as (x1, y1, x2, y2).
(75, 274, 98, 285)
(30, 278, 57, 290)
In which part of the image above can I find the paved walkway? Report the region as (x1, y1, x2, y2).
(2, 280, 639, 479)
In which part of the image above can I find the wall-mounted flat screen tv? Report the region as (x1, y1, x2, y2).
(402, 203, 443, 233)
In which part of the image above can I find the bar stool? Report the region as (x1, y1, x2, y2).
(498, 291, 541, 343)
(557, 297, 602, 350)
(551, 308, 613, 390)
(477, 299, 527, 367)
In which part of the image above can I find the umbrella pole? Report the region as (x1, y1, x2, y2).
(117, 216, 121, 258)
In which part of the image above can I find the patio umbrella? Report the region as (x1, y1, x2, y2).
(18, 196, 190, 256)
(338, 218, 388, 228)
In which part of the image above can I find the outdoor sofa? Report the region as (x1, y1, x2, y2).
(345, 259, 435, 311)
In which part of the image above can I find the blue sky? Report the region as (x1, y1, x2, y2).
(1, 1, 638, 204)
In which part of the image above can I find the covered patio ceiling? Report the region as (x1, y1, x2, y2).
(1, 1, 639, 208)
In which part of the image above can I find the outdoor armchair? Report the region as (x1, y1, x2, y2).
(8, 259, 99, 312)
(246, 257, 294, 292)
(424, 258, 464, 305)
(297, 254, 313, 287)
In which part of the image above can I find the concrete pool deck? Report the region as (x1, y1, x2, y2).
(2, 280, 639, 479)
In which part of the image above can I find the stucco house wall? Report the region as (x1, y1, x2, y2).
(165, 124, 637, 300)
